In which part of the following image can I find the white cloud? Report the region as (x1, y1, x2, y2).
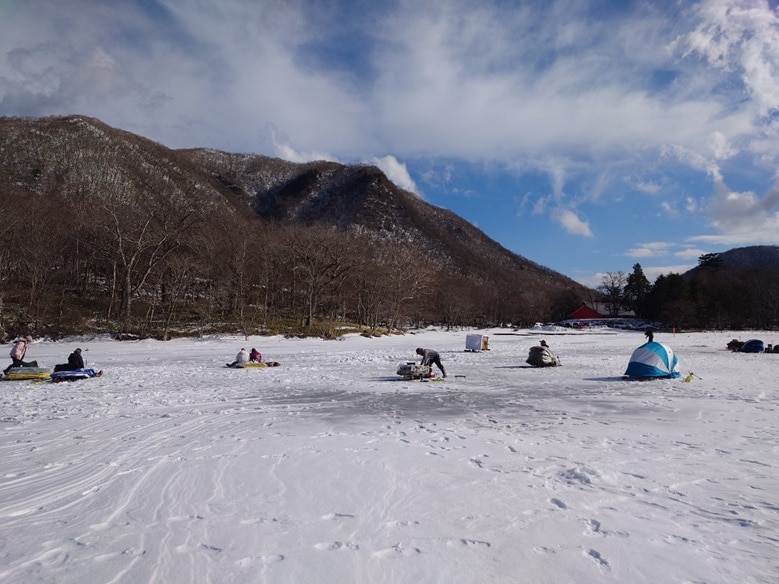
(642, 264, 696, 282)
(679, 0, 779, 117)
(705, 172, 779, 241)
(577, 262, 696, 288)
(272, 134, 337, 164)
(420, 164, 453, 189)
(662, 144, 711, 173)
(1, 1, 769, 173)
(550, 208, 592, 237)
(708, 130, 738, 160)
(690, 225, 779, 246)
(572, 273, 605, 289)
(675, 247, 708, 260)
(661, 201, 678, 217)
(369, 155, 419, 193)
(635, 181, 661, 195)
(626, 242, 674, 259)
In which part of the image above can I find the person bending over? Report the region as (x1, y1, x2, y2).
(415, 347, 446, 378)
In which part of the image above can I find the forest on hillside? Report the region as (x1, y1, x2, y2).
(2, 185, 777, 340)
(3, 178, 776, 341)
(0, 186, 591, 340)
(598, 258, 779, 331)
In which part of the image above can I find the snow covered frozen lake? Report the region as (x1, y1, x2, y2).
(1, 327, 777, 583)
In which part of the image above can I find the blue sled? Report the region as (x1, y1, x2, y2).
(50, 368, 102, 382)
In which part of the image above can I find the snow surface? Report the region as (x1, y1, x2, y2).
(1, 328, 777, 584)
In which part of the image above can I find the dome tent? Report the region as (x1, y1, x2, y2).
(624, 341, 680, 379)
(739, 339, 764, 353)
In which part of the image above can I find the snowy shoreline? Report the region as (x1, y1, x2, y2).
(1, 328, 777, 583)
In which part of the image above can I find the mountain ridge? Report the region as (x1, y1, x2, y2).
(0, 114, 591, 336)
(176, 139, 581, 290)
(683, 245, 779, 276)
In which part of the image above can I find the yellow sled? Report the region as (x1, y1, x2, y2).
(226, 362, 281, 369)
(4, 366, 52, 381)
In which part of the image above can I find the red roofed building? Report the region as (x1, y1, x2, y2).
(567, 302, 605, 320)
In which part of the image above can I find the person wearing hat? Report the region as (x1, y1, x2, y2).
(227, 348, 250, 368)
(4, 335, 34, 375)
(53, 347, 86, 372)
(67, 348, 85, 370)
(415, 347, 446, 378)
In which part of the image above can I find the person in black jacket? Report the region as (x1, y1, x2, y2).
(68, 348, 85, 369)
(415, 348, 446, 378)
(54, 348, 85, 372)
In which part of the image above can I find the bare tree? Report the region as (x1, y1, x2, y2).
(87, 179, 204, 329)
(375, 244, 433, 332)
(597, 271, 626, 316)
(282, 226, 360, 328)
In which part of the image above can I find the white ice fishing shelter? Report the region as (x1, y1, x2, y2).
(465, 334, 489, 351)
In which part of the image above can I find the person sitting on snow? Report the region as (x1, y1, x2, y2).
(68, 348, 85, 369)
(4, 335, 35, 374)
(228, 348, 250, 367)
(249, 348, 262, 363)
(527, 340, 561, 367)
(644, 328, 654, 343)
(416, 347, 446, 378)
(54, 348, 85, 372)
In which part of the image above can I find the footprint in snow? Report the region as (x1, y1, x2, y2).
(373, 543, 421, 558)
(446, 538, 491, 548)
(314, 541, 359, 551)
(586, 548, 610, 570)
(321, 512, 355, 520)
(559, 466, 599, 485)
(585, 518, 603, 534)
(533, 545, 559, 555)
(235, 555, 284, 566)
(385, 519, 420, 528)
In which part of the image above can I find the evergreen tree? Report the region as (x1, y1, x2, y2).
(623, 263, 651, 316)
(698, 252, 724, 269)
(643, 273, 690, 325)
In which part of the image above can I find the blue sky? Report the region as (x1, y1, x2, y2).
(1, 0, 777, 287)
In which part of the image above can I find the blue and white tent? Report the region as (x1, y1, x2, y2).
(624, 341, 681, 379)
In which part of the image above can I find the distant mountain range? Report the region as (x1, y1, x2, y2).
(0, 115, 588, 300)
(683, 245, 779, 278)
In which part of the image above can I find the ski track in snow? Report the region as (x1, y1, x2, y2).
(1, 329, 778, 583)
